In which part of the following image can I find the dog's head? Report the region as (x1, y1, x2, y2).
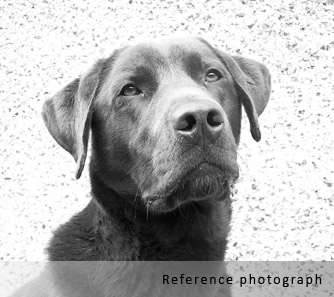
(42, 37, 271, 213)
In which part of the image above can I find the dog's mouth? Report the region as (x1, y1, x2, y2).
(143, 163, 238, 213)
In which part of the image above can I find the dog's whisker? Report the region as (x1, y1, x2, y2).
(134, 187, 140, 202)
(133, 187, 140, 218)
(146, 204, 149, 220)
(176, 195, 187, 219)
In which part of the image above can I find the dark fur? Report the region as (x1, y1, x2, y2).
(12, 37, 270, 297)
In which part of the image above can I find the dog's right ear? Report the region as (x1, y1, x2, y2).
(42, 60, 105, 179)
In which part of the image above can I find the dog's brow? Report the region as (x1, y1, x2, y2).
(118, 65, 159, 91)
(183, 52, 205, 69)
(133, 65, 156, 80)
(179, 50, 214, 81)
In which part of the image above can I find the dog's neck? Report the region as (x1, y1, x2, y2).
(88, 170, 230, 260)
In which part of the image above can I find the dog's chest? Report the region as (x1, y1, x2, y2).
(134, 216, 228, 261)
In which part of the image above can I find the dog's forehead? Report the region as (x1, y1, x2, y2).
(143, 37, 215, 58)
(113, 38, 218, 72)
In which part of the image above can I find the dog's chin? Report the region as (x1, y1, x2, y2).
(144, 164, 236, 213)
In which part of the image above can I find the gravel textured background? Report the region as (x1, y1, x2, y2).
(1, 0, 333, 269)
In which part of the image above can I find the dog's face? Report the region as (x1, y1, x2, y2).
(42, 37, 271, 213)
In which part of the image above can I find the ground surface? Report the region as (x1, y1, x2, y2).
(1, 0, 333, 294)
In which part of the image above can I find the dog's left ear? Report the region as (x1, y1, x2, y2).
(42, 60, 104, 179)
(218, 52, 271, 141)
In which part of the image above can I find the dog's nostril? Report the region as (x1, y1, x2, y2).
(207, 110, 223, 127)
(178, 114, 197, 131)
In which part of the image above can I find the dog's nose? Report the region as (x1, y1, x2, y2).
(172, 101, 224, 144)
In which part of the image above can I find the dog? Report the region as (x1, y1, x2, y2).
(12, 36, 270, 297)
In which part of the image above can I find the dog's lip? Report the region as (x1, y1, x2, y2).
(144, 162, 237, 208)
(170, 161, 236, 189)
(187, 162, 222, 178)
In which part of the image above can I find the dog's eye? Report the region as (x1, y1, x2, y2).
(119, 84, 142, 96)
(205, 69, 222, 83)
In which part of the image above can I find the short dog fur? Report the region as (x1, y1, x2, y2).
(12, 37, 270, 297)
